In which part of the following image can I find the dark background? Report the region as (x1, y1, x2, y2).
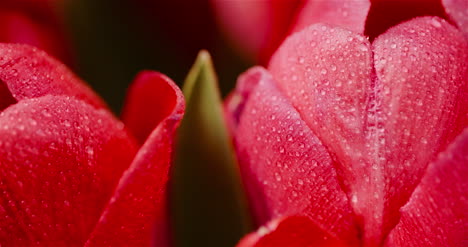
(65, 0, 252, 114)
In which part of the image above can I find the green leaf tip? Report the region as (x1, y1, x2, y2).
(171, 50, 252, 247)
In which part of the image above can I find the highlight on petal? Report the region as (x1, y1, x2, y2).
(290, 0, 370, 34)
(442, 0, 468, 37)
(237, 216, 350, 247)
(0, 43, 106, 109)
(172, 51, 251, 247)
(385, 128, 468, 247)
(0, 96, 138, 245)
(231, 67, 359, 245)
(85, 71, 184, 247)
(371, 16, 468, 240)
(121, 71, 179, 145)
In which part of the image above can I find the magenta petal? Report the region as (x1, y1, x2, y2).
(372, 16, 468, 239)
(290, 0, 370, 34)
(237, 216, 351, 247)
(231, 67, 358, 245)
(121, 71, 178, 145)
(0, 96, 138, 245)
(0, 43, 106, 109)
(85, 73, 185, 247)
(385, 128, 468, 247)
(443, 0, 468, 37)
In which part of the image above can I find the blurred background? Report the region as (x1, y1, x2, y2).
(66, 0, 253, 113)
(0, 0, 253, 113)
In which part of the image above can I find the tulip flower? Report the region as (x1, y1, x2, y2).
(0, 0, 72, 64)
(226, 15, 468, 247)
(0, 43, 185, 246)
(212, 0, 467, 64)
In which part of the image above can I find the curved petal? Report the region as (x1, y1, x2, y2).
(442, 0, 468, 37)
(85, 72, 185, 247)
(384, 128, 468, 247)
(290, 0, 370, 34)
(237, 216, 350, 247)
(121, 71, 178, 145)
(231, 67, 359, 245)
(0, 96, 138, 245)
(372, 16, 468, 239)
(0, 43, 106, 109)
(268, 24, 378, 243)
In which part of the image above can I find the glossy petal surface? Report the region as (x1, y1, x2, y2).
(371, 16, 468, 240)
(121, 71, 178, 144)
(85, 73, 185, 247)
(0, 43, 105, 109)
(385, 128, 468, 247)
(268, 18, 468, 245)
(0, 96, 138, 245)
(237, 216, 350, 247)
(231, 67, 358, 245)
(269, 23, 377, 242)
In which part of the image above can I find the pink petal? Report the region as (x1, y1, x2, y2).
(442, 0, 468, 37)
(237, 216, 351, 247)
(0, 96, 138, 245)
(230, 67, 359, 245)
(385, 128, 468, 247)
(365, 0, 447, 39)
(0, 43, 106, 109)
(268, 18, 468, 245)
(372, 16, 468, 240)
(85, 73, 185, 246)
(290, 0, 370, 34)
(268, 24, 377, 242)
(121, 71, 179, 144)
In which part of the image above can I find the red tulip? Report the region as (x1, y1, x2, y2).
(0, 0, 72, 64)
(226, 15, 468, 247)
(0, 43, 185, 246)
(212, 0, 467, 64)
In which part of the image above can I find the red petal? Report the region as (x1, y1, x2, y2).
(372, 16, 468, 240)
(121, 71, 179, 145)
(237, 216, 351, 247)
(85, 72, 185, 246)
(384, 128, 468, 247)
(268, 24, 377, 242)
(0, 9, 70, 64)
(211, 0, 301, 63)
(0, 43, 106, 109)
(231, 67, 359, 245)
(443, 0, 468, 37)
(289, 0, 370, 34)
(364, 0, 446, 39)
(0, 96, 138, 245)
